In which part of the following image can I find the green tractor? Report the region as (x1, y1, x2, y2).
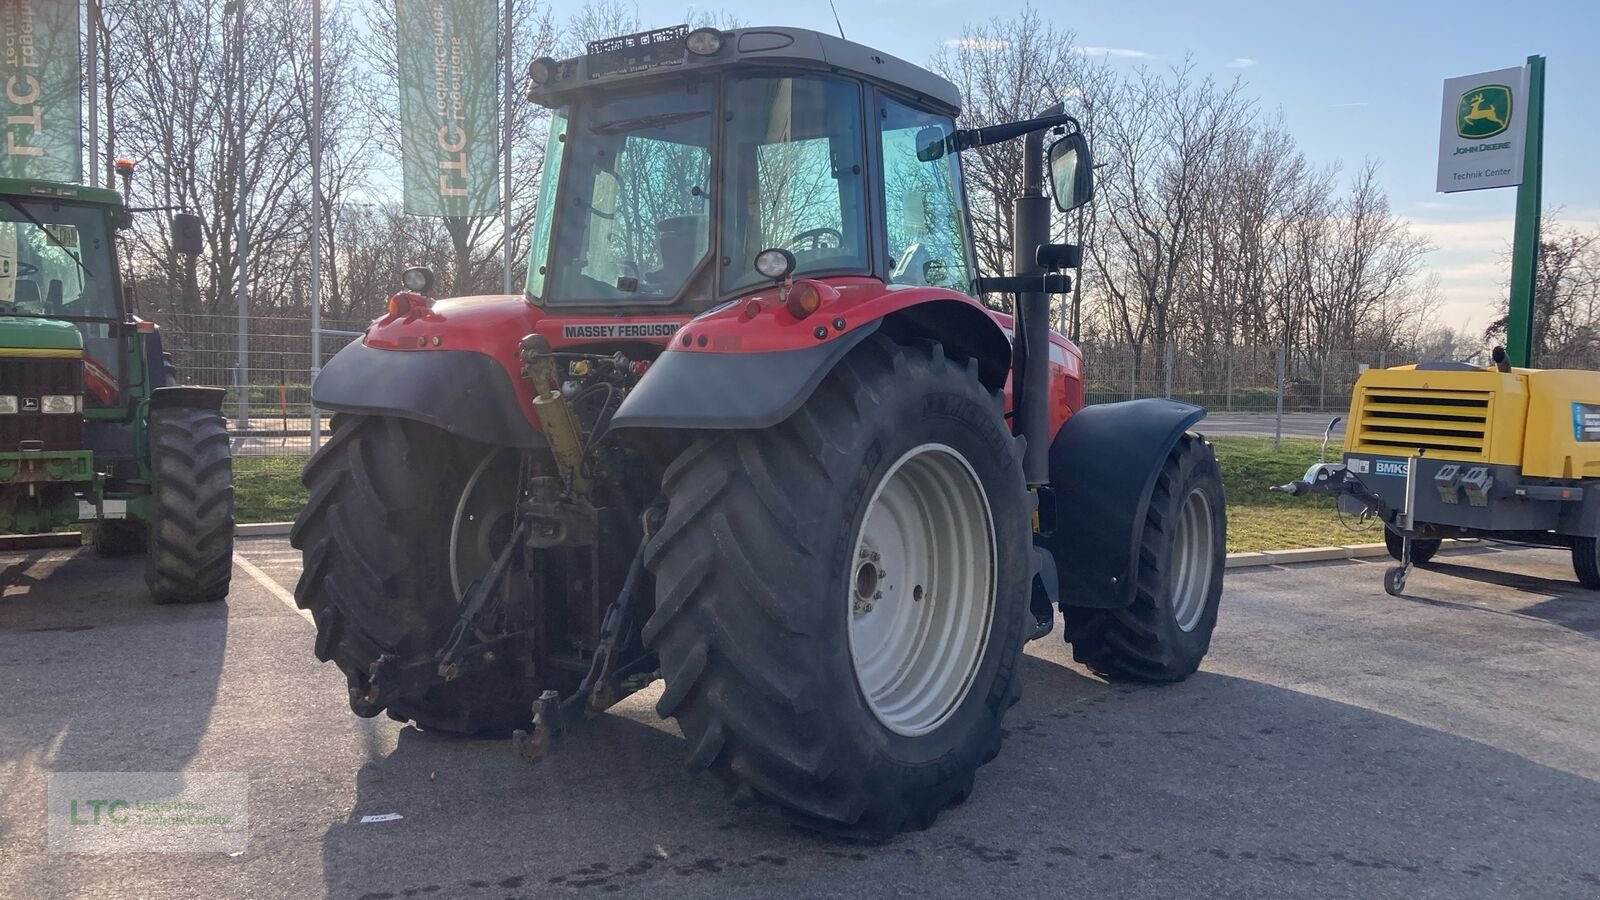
(0, 176, 234, 603)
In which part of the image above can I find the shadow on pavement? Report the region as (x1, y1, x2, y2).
(1397, 558, 1600, 639)
(319, 652, 1600, 899)
(0, 549, 228, 846)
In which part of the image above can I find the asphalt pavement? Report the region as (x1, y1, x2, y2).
(1198, 411, 1348, 441)
(2, 538, 1598, 899)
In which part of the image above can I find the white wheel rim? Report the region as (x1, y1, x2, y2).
(846, 443, 996, 737)
(1171, 487, 1215, 633)
(449, 448, 519, 601)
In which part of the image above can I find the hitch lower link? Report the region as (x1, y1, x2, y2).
(511, 506, 663, 765)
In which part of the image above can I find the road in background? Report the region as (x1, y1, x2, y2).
(2, 540, 1597, 898)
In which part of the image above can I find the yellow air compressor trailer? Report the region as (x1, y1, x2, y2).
(1275, 348, 1600, 594)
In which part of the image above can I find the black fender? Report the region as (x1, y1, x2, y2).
(1035, 399, 1207, 610)
(609, 319, 881, 431)
(141, 326, 177, 387)
(149, 386, 226, 411)
(311, 341, 542, 447)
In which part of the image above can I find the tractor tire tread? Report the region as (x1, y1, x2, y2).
(1062, 434, 1224, 682)
(145, 406, 234, 604)
(291, 415, 534, 735)
(643, 334, 1029, 840)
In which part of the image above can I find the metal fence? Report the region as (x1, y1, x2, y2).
(154, 315, 1412, 457)
(157, 312, 366, 457)
(1079, 343, 1410, 413)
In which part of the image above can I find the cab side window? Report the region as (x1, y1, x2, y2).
(878, 98, 974, 293)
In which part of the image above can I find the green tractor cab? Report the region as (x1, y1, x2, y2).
(0, 176, 234, 604)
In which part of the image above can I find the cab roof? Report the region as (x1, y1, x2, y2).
(0, 177, 124, 208)
(532, 25, 963, 117)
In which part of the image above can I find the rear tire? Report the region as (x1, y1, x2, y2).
(1062, 434, 1225, 682)
(1385, 527, 1439, 564)
(291, 416, 536, 735)
(1571, 537, 1600, 589)
(643, 336, 1031, 840)
(145, 406, 234, 603)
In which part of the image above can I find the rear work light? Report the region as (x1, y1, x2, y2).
(685, 28, 725, 56)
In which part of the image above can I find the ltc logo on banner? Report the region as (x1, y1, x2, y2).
(0, 0, 83, 182)
(396, 0, 501, 218)
(1437, 65, 1528, 194)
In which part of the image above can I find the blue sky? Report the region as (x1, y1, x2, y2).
(670, 0, 1599, 334)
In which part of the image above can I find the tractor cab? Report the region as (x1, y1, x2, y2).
(523, 25, 1085, 312)
(0, 182, 128, 411)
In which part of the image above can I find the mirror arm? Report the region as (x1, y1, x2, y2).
(952, 113, 1081, 153)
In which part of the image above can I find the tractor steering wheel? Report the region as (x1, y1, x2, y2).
(784, 227, 843, 254)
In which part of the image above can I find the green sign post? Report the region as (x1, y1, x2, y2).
(1504, 55, 1545, 368)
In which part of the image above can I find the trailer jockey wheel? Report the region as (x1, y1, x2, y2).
(1384, 565, 1408, 597)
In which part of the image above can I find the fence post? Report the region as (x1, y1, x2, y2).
(1379, 349, 1388, 370)
(1319, 352, 1327, 412)
(1128, 349, 1136, 401)
(1163, 342, 1173, 399)
(1274, 345, 1285, 452)
(1226, 352, 1233, 411)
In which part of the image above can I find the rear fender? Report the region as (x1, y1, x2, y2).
(1036, 399, 1206, 610)
(609, 282, 1011, 432)
(149, 386, 226, 411)
(312, 341, 542, 447)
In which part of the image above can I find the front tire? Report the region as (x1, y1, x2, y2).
(291, 416, 535, 734)
(145, 405, 233, 603)
(643, 336, 1031, 839)
(1062, 433, 1225, 681)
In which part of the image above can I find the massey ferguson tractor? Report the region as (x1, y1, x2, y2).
(0, 175, 234, 603)
(293, 25, 1226, 838)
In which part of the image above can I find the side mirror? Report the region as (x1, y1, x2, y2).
(172, 213, 204, 256)
(1047, 133, 1094, 212)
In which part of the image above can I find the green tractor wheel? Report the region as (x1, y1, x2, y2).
(145, 405, 234, 604)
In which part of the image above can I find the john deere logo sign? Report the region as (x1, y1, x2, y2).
(1438, 65, 1527, 194)
(1456, 84, 1512, 139)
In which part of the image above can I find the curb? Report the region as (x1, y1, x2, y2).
(1224, 539, 1465, 570)
(9, 524, 1457, 568)
(237, 522, 295, 537)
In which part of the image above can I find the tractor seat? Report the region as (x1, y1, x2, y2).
(13, 280, 41, 310)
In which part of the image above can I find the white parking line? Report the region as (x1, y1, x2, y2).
(234, 553, 313, 624)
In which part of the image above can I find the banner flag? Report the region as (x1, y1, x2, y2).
(1, 0, 82, 182)
(397, 0, 500, 217)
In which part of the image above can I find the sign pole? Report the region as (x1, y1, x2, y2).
(309, 0, 323, 451)
(1504, 54, 1545, 368)
(503, 0, 513, 295)
(87, 0, 99, 188)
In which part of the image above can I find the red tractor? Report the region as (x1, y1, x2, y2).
(293, 25, 1225, 838)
